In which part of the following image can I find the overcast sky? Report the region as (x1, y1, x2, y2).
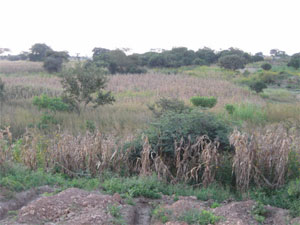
(1, 0, 299, 56)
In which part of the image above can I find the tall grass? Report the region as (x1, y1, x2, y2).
(0, 60, 44, 74)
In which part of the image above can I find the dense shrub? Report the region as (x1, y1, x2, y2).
(261, 63, 272, 71)
(249, 81, 267, 93)
(127, 111, 232, 159)
(190, 96, 217, 108)
(148, 98, 190, 117)
(225, 104, 235, 114)
(33, 94, 70, 113)
(288, 53, 300, 69)
(218, 55, 246, 70)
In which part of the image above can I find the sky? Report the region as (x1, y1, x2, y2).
(0, 0, 300, 56)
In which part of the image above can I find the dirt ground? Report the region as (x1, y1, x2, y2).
(0, 187, 299, 225)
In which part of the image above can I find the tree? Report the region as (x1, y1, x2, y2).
(249, 81, 267, 93)
(60, 64, 115, 114)
(43, 51, 69, 73)
(196, 47, 218, 64)
(29, 43, 52, 61)
(261, 63, 272, 71)
(288, 53, 300, 69)
(218, 55, 246, 70)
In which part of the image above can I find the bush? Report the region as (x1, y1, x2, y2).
(178, 209, 221, 225)
(190, 96, 217, 108)
(261, 63, 272, 71)
(249, 81, 267, 93)
(288, 53, 300, 69)
(218, 55, 246, 70)
(148, 98, 190, 117)
(225, 104, 235, 115)
(33, 94, 70, 113)
(127, 111, 232, 158)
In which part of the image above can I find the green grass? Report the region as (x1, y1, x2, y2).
(224, 103, 267, 125)
(0, 163, 100, 193)
(178, 209, 222, 225)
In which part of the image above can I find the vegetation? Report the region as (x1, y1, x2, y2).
(1, 46, 300, 221)
(261, 63, 272, 70)
(60, 64, 115, 114)
(190, 96, 217, 108)
(218, 55, 246, 70)
(178, 209, 221, 225)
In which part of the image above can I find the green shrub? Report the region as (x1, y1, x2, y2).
(33, 94, 69, 113)
(178, 209, 221, 225)
(101, 175, 163, 199)
(152, 206, 172, 223)
(249, 81, 267, 93)
(148, 98, 190, 117)
(190, 96, 217, 108)
(126, 111, 232, 160)
(218, 55, 245, 70)
(251, 201, 268, 223)
(225, 104, 235, 115)
(261, 63, 272, 71)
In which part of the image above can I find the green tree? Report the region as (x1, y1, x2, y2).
(218, 55, 245, 70)
(28, 43, 52, 61)
(249, 81, 267, 93)
(261, 63, 272, 70)
(43, 51, 69, 73)
(288, 53, 300, 69)
(60, 64, 115, 114)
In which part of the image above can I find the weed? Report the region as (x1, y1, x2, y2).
(152, 206, 172, 223)
(178, 209, 221, 225)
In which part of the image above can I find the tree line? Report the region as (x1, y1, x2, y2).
(1, 44, 300, 73)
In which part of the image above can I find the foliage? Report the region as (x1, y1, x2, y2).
(251, 201, 268, 223)
(152, 206, 172, 223)
(43, 51, 69, 73)
(225, 104, 235, 115)
(218, 54, 246, 70)
(190, 96, 217, 108)
(129, 111, 232, 158)
(178, 209, 221, 225)
(92, 48, 145, 74)
(227, 103, 267, 124)
(148, 97, 190, 117)
(249, 81, 267, 93)
(60, 64, 115, 114)
(28, 43, 52, 62)
(0, 163, 100, 193)
(33, 94, 70, 113)
(288, 53, 300, 69)
(101, 175, 162, 199)
(261, 63, 272, 71)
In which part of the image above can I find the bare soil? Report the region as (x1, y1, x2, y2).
(0, 188, 299, 225)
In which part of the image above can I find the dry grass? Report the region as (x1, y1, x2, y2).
(137, 135, 220, 186)
(0, 60, 44, 74)
(1, 73, 261, 138)
(0, 127, 12, 167)
(16, 129, 133, 177)
(230, 124, 299, 191)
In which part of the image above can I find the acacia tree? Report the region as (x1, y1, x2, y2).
(60, 64, 115, 115)
(29, 43, 52, 61)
